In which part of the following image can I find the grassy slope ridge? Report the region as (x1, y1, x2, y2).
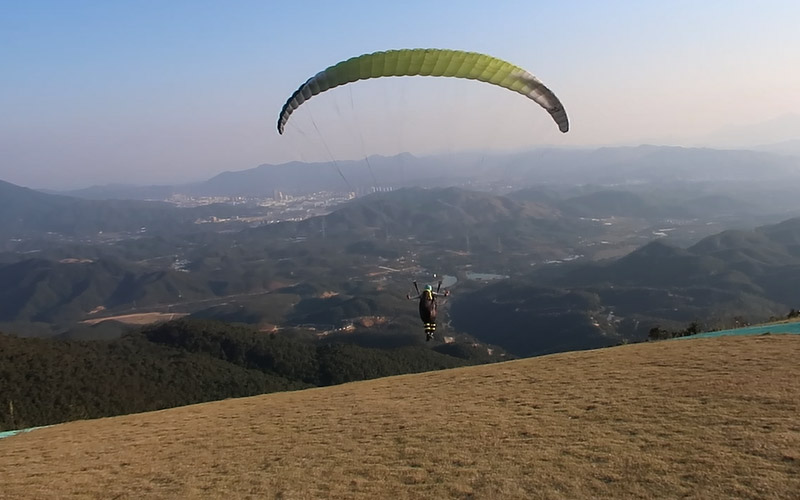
(2, 335, 798, 499)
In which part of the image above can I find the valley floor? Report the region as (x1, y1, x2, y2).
(2, 335, 799, 499)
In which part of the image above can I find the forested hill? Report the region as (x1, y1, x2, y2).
(262, 186, 572, 246)
(451, 217, 800, 357)
(0, 319, 499, 432)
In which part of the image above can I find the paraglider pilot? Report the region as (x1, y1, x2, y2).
(407, 283, 450, 341)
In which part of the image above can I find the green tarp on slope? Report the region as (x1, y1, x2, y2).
(684, 321, 800, 339)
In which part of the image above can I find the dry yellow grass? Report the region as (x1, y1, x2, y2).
(2, 335, 799, 499)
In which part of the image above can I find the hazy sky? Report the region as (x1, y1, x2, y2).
(2, 1, 800, 189)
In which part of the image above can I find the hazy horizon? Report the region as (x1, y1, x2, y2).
(3, 1, 800, 190)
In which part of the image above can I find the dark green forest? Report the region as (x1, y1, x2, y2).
(0, 319, 499, 432)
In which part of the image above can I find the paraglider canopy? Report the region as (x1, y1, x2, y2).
(277, 48, 569, 135)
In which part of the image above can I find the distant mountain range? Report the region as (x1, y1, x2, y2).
(753, 139, 800, 157)
(49, 145, 800, 200)
(6, 172, 800, 357)
(274, 186, 579, 252)
(0, 179, 266, 241)
(692, 113, 800, 150)
(0, 186, 589, 331)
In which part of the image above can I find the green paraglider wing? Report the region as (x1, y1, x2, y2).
(277, 48, 569, 134)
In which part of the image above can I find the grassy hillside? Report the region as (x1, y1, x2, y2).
(2, 335, 798, 499)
